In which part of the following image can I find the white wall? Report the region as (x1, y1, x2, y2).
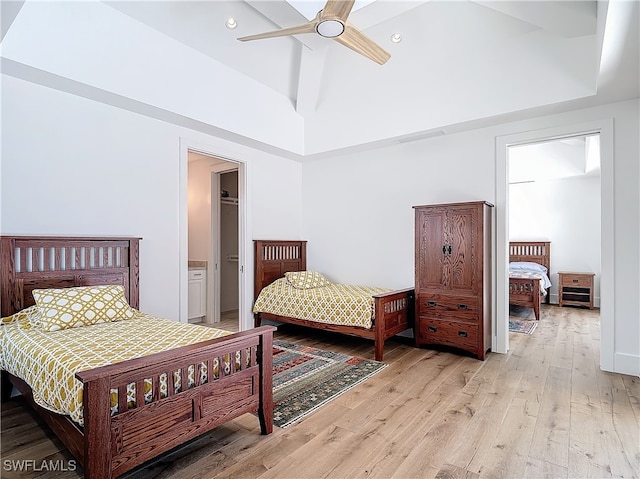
(302, 99, 639, 376)
(510, 176, 602, 305)
(0, 74, 303, 323)
(301, 130, 496, 289)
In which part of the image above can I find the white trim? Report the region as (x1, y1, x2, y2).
(495, 119, 614, 369)
(614, 353, 640, 377)
(179, 138, 189, 323)
(179, 137, 249, 331)
(210, 171, 221, 325)
(237, 162, 250, 331)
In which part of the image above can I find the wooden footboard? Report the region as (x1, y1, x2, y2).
(373, 288, 415, 361)
(82, 326, 275, 478)
(509, 277, 541, 321)
(5, 326, 275, 479)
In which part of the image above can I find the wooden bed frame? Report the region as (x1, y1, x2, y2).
(253, 240, 414, 361)
(0, 236, 275, 479)
(508, 241, 551, 321)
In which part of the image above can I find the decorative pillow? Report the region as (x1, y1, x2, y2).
(284, 271, 332, 289)
(1, 305, 41, 329)
(32, 285, 135, 331)
(509, 261, 548, 274)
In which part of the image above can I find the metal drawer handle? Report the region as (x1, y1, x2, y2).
(428, 326, 437, 333)
(458, 331, 468, 337)
(427, 301, 436, 307)
(572, 279, 579, 283)
(457, 304, 468, 310)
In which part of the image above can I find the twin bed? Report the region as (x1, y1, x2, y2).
(508, 241, 552, 321)
(252, 240, 414, 362)
(0, 236, 275, 479)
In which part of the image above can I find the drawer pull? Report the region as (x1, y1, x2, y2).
(572, 279, 579, 283)
(427, 301, 436, 307)
(428, 326, 437, 333)
(457, 304, 468, 310)
(458, 330, 468, 337)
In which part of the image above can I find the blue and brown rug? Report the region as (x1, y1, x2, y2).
(271, 340, 387, 428)
(509, 319, 538, 334)
(509, 305, 538, 334)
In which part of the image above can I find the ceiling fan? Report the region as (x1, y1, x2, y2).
(237, 0, 391, 65)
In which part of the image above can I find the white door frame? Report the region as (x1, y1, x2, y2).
(495, 119, 614, 370)
(179, 138, 249, 330)
(211, 167, 241, 325)
(210, 170, 221, 325)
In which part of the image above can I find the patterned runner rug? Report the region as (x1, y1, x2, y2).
(272, 340, 387, 428)
(509, 318, 538, 335)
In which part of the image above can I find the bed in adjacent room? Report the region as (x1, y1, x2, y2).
(0, 236, 275, 479)
(508, 241, 552, 321)
(252, 240, 414, 361)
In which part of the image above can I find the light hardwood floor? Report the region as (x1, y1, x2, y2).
(2, 305, 639, 479)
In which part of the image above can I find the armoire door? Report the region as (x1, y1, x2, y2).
(447, 205, 478, 295)
(415, 207, 447, 291)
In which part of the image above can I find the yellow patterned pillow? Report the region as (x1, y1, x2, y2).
(1, 305, 41, 329)
(32, 285, 135, 331)
(284, 271, 332, 289)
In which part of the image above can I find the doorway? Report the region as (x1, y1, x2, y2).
(508, 134, 601, 307)
(495, 119, 614, 369)
(181, 141, 246, 333)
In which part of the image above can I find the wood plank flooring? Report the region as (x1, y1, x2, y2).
(2, 305, 638, 478)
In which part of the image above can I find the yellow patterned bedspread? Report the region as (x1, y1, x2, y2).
(253, 278, 390, 329)
(0, 311, 230, 425)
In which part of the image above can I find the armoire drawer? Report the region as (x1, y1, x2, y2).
(417, 318, 479, 350)
(418, 295, 478, 322)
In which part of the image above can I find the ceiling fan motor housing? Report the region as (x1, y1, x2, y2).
(316, 19, 345, 38)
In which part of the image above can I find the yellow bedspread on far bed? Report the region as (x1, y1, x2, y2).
(0, 310, 230, 426)
(252, 277, 390, 329)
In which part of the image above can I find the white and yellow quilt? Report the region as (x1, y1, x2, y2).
(253, 277, 390, 329)
(0, 310, 230, 425)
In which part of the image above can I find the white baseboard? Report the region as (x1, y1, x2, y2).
(610, 352, 640, 377)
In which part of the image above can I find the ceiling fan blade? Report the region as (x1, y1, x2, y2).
(321, 0, 356, 22)
(238, 21, 316, 42)
(334, 24, 391, 65)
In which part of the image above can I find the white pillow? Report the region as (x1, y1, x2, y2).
(509, 261, 548, 274)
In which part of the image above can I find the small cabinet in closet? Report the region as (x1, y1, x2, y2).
(188, 268, 207, 321)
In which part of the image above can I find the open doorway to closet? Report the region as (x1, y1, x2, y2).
(187, 150, 240, 332)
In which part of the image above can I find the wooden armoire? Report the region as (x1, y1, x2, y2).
(414, 201, 493, 360)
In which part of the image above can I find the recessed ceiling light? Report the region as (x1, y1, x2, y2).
(226, 18, 237, 29)
(390, 33, 402, 43)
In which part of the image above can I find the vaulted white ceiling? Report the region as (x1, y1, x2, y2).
(1, 0, 638, 160)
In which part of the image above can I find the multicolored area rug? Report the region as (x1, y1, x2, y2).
(509, 318, 538, 335)
(271, 340, 387, 428)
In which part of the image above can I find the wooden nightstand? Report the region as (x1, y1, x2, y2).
(558, 272, 595, 309)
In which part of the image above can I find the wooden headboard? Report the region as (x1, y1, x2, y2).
(509, 241, 551, 274)
(254, 240, 306, 300)
(1, 236, 140, 317)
